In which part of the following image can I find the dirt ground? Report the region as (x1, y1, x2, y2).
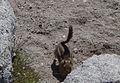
(10, 0, 120, 82)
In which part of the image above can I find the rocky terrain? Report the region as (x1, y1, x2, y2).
(64, 54, 120, 83)
(10, 0, 120, 82)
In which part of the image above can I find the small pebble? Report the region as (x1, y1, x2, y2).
(23, 67, 25, 69)
(41, 63, 44, 66)
(74, 48, 78, 51)
(63, 35, 66, 38)
(83, 0, 87, 2)
(0, 64, 3, 67)
(18, 72, 20, 75)
(74, 48, 78, 54)
(23, 73, 26, 76)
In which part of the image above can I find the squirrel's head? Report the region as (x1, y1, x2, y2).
(59, 59, 73, 74)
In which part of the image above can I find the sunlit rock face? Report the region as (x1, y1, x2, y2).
(64, 54, 120, 83)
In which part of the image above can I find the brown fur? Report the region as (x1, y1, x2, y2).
(59, 58, 73, 75)
(54, 25, 73, 75)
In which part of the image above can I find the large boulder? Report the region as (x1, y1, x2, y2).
(64, 54, 120, 83)
(0, 0, 16, 82)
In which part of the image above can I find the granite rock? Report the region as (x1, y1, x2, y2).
(64, 54, 120, 83)
(0, 0, 16, 82)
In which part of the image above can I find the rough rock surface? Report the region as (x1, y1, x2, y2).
(0, 0, 16, 82)
(64, 54, 120, 83)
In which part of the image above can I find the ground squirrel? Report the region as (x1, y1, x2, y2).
(54, 25, 73, 76)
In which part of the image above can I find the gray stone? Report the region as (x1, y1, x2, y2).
(0, 0, 16, 83)
(64, 54, 120, 83)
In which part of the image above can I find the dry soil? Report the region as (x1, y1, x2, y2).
(10, 0, 120, 82)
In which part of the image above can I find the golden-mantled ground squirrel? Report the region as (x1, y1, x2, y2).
(54, 25, 73, 76)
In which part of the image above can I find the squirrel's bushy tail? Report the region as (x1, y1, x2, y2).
(62, 25, 73, 44)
